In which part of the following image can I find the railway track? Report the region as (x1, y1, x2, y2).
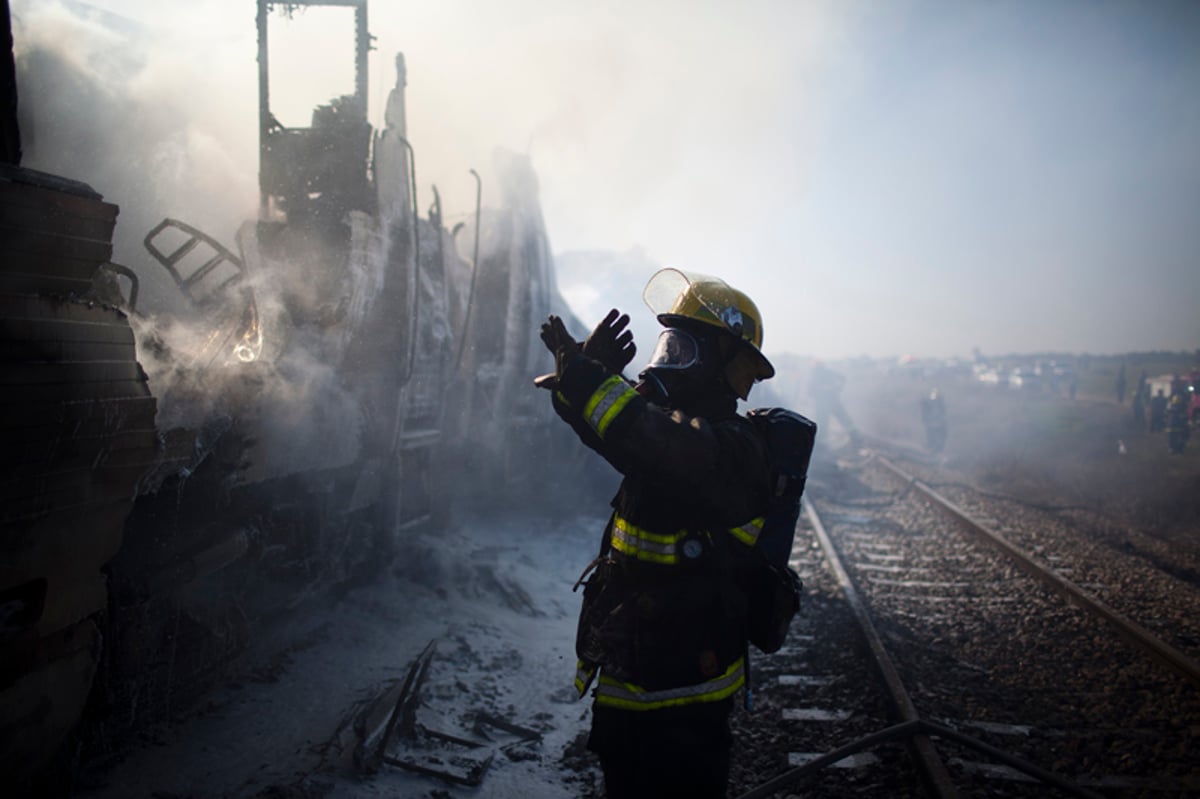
(728, 449, 1200, 798)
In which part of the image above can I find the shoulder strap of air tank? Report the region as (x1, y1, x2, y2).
(573, 511, 616, 592)
(599, 510, 615, 557)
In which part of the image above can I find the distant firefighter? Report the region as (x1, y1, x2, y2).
(808, 360, 858, 447)
(921, 388, 947, 453)
(1149, 388, 1168, 433)
(1165, 394, 1190, 454)
(1131, 376, 1146, 426)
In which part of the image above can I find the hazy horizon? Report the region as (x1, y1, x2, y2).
(10, 0, 1200, 360)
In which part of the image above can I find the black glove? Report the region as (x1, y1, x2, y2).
(536, 315, 580, 390)
(583, 308, 637, 375)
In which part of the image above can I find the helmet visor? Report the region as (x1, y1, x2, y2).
(645, 328, 700, 370)
(642, 267, 758, 346)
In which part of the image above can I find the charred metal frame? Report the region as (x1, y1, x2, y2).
(2, 0, 20, 165)
(454, 168, 483, 370)
(395, 134, 419, 386)
(256, 0, 371, 221)
(144, 218, 246, 304)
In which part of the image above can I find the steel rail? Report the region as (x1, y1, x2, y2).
(801, 497, 961, 799)
(736, 498, 1107, 799)
(872, 454, 1200, 691)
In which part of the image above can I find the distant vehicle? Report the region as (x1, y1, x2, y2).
(1146, 374, 1175, 399)
(1008, 367, 1042, 390)
(974, 365, 1004, 386)
(1144, 371, 1199, 426)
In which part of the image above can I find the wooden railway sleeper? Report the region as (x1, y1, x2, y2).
(735, 498, 1108, 799)
(735, 718, 1104, 799)
(871, 453, 1200, 691)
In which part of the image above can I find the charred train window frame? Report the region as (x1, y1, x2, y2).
(256, 0, 373, 226)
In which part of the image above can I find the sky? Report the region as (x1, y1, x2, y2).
(10, 0, 1200, 361)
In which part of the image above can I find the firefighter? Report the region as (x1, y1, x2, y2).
(537, 269, 775, 798)
(1165, 393, 1190, 454)
(1132, 376, 1146, 427)
(808, 359, 859, 448)
(1149, 388, 1168, 433)
(921, 388, 947, 453)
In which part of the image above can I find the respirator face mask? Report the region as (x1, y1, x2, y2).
(637, 328, 706, 406)
(646, 328, 700, 370)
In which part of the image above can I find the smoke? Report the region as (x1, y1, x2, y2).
(9, 1, 376, 487)
(11, 0, 258, 313)
(9, 2, 592, 498)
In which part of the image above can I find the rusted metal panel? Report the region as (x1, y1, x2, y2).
(0, 177, 115, 221)
(0, 395, 156, 433)
(0, 359, 145, 385)
(0, 149, 149, 787)
(0, 337, 138, 363)
(0, 250, 108, 280)
(0, 227, 114, 264)
(30, 571, 109, 637)
(0, 198, 116, 241)
(4, 378, 152, 403)
(0, 316, 137, 346)
(1, 435, 160, 476)
(2, 463, 155, 519)
(0, 293, 137, 327)
(0, 619, 101, 780)
(0, 427, 158, 470)
(0, 268, 93, 295)
(1, 500, 132, 585)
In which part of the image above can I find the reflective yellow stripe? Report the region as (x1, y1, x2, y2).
(583, 376, 638, 438)
(611, 515, 686, 565)
(728, 517, 765, 547)
(555, 390, 571, 408)
(575, 660, 597, 697)
(595, 657, 745, 711)
(616, 518, 680, 545)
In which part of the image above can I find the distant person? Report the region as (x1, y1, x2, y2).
(1149, 388, 1168, 433)
(920, 388, 947, 454)
(1165, 394, 1190, 454)
(808, 360, 859, 447)
(1115, 364, 1127, 405)
(1131, 381, 1146, 428)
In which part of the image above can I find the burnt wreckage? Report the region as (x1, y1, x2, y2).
(1, 0, 585, 784)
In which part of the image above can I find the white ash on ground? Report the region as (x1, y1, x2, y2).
(75, 511, 606, 799)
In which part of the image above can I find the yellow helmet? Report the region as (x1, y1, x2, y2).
(643, 268, 775, 399)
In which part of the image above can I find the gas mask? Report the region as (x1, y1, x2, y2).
(636, 327, 716, 408)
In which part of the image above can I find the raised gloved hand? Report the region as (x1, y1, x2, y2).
(583, 308, 637, 376)
(536, 315, 580, 390)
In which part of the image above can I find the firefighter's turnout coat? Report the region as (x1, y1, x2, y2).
(551, 351, 772, 712)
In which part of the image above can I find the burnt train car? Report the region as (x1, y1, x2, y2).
(2, 0, 586, 787)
